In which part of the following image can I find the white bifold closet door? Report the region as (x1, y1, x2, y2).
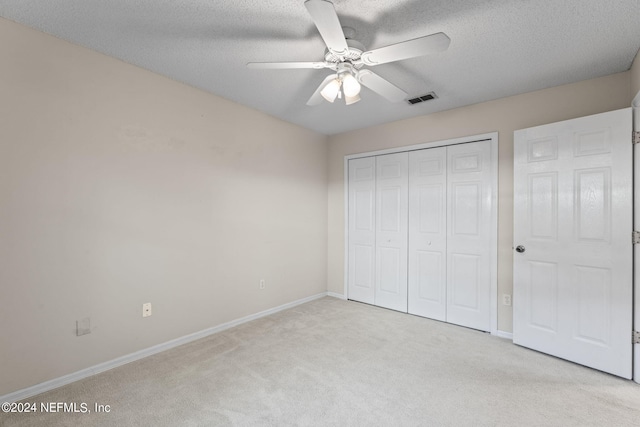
(374, 152, 409, 312)
(408, 141, 493, 331)
(445, 142, 493, 331)
(408, 147, 447, 320)
(347, 156, 376, 305)
(348, 141, 492, 332)
(347, 152, 408, 310)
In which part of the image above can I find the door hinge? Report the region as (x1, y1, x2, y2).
(634, 331, 640, 344)
(633, 231, 640, 244)
(634, 131, 640, 145)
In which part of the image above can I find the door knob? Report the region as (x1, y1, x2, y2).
(515, 245, 525, 253)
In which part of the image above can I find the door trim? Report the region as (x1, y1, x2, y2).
(633, 91, 640, 384)
(343, 132, 499, 335)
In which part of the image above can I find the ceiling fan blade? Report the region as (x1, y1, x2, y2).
(247, 61, 327, 69)
(361, 32, 451, 66)
(304, 0, 349, 56)
(307, 74, 338, 106)
(357, 70, 407, 103)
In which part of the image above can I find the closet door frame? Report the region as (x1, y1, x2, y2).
(344, 132, 499, 335)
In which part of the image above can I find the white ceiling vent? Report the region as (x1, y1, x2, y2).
(407, 92, 438, 105)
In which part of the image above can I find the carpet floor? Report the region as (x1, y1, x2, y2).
(2, 296, 639, 426)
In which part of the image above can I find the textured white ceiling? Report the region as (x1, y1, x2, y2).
(1, 0, 639, 135)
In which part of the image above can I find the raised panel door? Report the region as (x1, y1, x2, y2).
(348, 157, 376, 304)
(513, 108, 632, 379)
(375, 152, 408, 312)
(446, 141, 492, 331)
(408, 148, 447, 320)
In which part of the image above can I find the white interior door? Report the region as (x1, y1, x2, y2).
(408, 147, 447, 320)
(513, 108, 632, 379)
(375, 152, 408, 312)
(347, 157, 376, 305)
(445, 141, 493, 331)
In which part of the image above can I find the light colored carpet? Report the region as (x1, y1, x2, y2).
(2, 296, 639, 426)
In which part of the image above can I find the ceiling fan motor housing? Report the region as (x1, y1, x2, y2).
(324, 38, 365, 67)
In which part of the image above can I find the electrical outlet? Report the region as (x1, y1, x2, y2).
(142, 303, 152, 317)
(76, 317, 91, 336)
(259, 279, 265, 290)
(503, 294, 512, 306)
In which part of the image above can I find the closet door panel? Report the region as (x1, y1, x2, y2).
(446, 141, 492, 331)
(408, 148, 447, 320)
(348, 157, 376, 304)
(375, 152, 408, 312)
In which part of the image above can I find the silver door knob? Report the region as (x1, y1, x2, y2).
(515, 245, 525, 253)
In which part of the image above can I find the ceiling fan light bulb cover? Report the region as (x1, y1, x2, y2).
(345, 93, 361, 105)
(342, 74, 361, 97)
(321, 78, 341, 102)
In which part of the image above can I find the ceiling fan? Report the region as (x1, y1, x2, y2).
(247, 0, 450, 106)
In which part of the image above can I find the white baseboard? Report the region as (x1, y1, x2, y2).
(1, 292, 328, 403)
(493, 330, 513, 340)
(327, 292, 346, 300)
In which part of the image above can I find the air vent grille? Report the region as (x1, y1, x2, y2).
(407, 92, 437, 105)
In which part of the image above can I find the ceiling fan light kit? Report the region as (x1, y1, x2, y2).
(319, 63, 362, 104)
(321, 78, 342, 103)
(342, 74, 361, 97)
(345, 93, 361, 105)
(247, 0, 450, 107)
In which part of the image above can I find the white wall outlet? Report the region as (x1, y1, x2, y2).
(259, 279, 265, 290)
(142, 303, 152, 317)
(76, 317, 91, 336)
(503, 294, 512, 306)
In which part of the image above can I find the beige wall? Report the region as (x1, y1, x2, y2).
(0, 18, 328, 396)
(327, 71, 633, 333)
